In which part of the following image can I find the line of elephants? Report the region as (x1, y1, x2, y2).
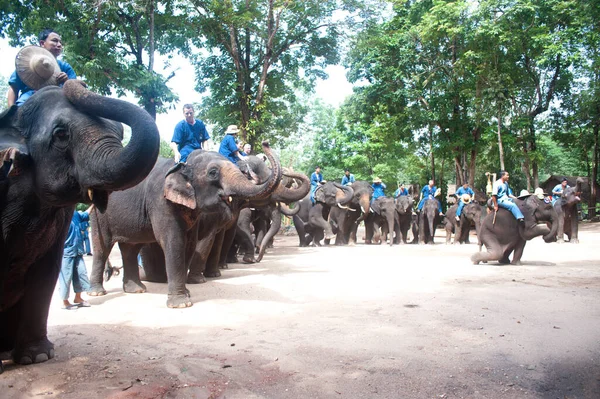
(0, 81, 583, 374)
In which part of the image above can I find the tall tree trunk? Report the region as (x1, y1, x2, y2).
(529, 120, 539, 188)
(497, 110, 505, 171)
(591, 120, 599, 219)
(521, 131, 532, 191)
(429, 124, 436, 182)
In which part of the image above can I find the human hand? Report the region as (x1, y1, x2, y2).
(56, 72, 69, 84)
(174, 153, 181, 163)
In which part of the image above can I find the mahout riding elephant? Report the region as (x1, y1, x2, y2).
(89, 143, 281, 308)
(417, 199, 442, 244)
(293, 182, 354, 246)
(444, 202, 483, 245)
(0, 80, 160, 372)
(471, 194, 558, 265)
(365, 197, 397, 246)
(394, 195, 417, 244)
(554, 178, 582, 243)
(328, 181, 373, 245)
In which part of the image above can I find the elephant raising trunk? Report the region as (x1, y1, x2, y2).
(272, 172, 311, 202)
(63, 80, 160, 198)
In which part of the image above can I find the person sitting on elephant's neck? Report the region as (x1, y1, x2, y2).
(455, 182, 475, 222)
(372, 177, 386, 200)
(218, 125, 246, 164)
(394, 182, 409, 198)
(492, 171, 524, 223)
(551, 177, 570, 205)
(59, 205, 94, 310)
(243, 143, 252, 156)
(417, 179, 444, 216)
(170, 104, 210, 164)
(7, 28, 77, 107)
(310, 166, 323, 204)
(341, 169, 355, 186)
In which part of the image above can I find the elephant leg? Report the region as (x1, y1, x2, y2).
(188, 233, 216, 283)
(236, 224, 255, 264)
(118, 243, 146, 293)
(139, 244, 168, 283)
(309, 209, 333, 240)
(10, 243, 64, 366)
(293, 215, 307, 247)
(88, 231, 113, 296)
(257, 208, 281, 262)
(569, 209, 579, 243)
(158, 230, 193, 308)
(445, 224, 453, 244)
(510, 240, 526, 265)
(205, 230, 224, 278)
(471, 236, 503, 265)
(219, 224, 237, 269)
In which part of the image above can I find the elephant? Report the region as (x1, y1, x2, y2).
(365, 197, 397, 246)
(394, 195, 417, 244)
(328, 181, 373, 245)
(88, 143, 281, 308)
(554, 178, 583, 243)
(417, 199, 442, 244)
(0, 80, 160, 372)
(471, 195, 558, 265)
(444, 202, 484, 245)
(293, 182, 354, 246)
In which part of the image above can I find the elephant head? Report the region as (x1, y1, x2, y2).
(519, 195, 559, 243)
(371, 196, 396, 245)
(0, 80, 160, 211)
(559, 178, 583, 209)
(395, 195, 415, 215)
(348, 181, 374, 222)
(314, 181, 354, 208)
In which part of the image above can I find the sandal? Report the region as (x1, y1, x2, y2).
(62, 304, 79, 310)
(75, 301, 91, 308)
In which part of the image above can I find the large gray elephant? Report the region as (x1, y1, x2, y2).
(89, 144, 281, 308)
(328, 181, 373, 245)
(0, 81, 160, 372)
(417, 199, 442, 244)
(554, 179, 582, 243)
(365, 197, 397, 246)
(394, 195, 417, 244)
(444, 202, 483, 245)
(471, 195, 558, 265)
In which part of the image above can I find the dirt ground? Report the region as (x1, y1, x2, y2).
(1, 223, 599, 399)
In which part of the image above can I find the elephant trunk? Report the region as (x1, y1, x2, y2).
(355, 194, 371, 224)
(543, 207, 559, 243)
(63, 80, 159, 191)
(221, 142, 281, 200)
(386, 210, 395, 246)
(334, 182, 354, 205)
(272, 172, 310, 202)
(256, 206, 282, 262)
(279, 202, 300, 216)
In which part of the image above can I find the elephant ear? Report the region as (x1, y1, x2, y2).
(371, 199, 381, 215)
(314, 185, 326, 203)
(164, 166, 196, 209)
(1, 107, 31, 179)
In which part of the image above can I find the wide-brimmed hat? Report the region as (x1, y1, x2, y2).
(373, 177, 382, 183)
(434, 188, 441, 197)
(225, 125, 240, 134)
(518, 189, 532, 199)
(15, 46, 60, 90)
(533, 187, 549, 199)
(461, 193, 472, 204)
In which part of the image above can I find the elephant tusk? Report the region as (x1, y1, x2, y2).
(88, 188, 94, 201)
(337, 203, 350, 210)
(361, 206, 366, 213)
(228, 196, 233, 203)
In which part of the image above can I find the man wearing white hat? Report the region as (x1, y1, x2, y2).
(7, 28, 77, 107)
(218, 125, 246, 164)
(454, 182, 475, 222)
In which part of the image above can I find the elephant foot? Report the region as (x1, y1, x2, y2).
(187, 273, 206, 284)
(256, 253, 264, 263)
(498, 257, 511, 265)
(242, 255, 255, 264)
(167, 294, 193, 309)
(510, 260, 522, 266)
(87, 284, 107, 296)
(123, 280, 146, 293)
(204, 269, 221, 278)
(556, 238, 565, 244)
(12, 337, 55, 366)
(570, 238, 579, 244)
(365, 240, 372, 244)
(227, 255, 239, 264)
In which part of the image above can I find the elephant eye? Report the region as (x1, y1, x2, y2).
(207, 167, 219, 181)
(52, 127, 70, 149)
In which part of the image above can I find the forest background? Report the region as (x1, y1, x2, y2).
(1, 0, 598, 216)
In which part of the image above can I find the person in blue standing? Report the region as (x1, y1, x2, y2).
(218, 125, 247, 164)
(492, 171, 524, 223)
(372, 177, 386, 200)
(170, 104, 211, 163)
(394, 182, 409, 198)
(7, 29, 77, 106)
(80, 218, 92, 256)
(59, 205, 94, 310)
(454, 182, 475, 222)
(341, 169, 355, 186)
(551, 177, 570, 205)
(417, 179, 444, 216)
(310, 166, 323, 203)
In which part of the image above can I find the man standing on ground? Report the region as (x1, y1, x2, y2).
(170, 104, 210, 163)
(492, 171, 524, 222)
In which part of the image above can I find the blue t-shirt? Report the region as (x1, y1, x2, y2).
(421, 185, 437, 200)
(171, 119, 210, 163)
(9, 59, 77, 106)
(394, 187, 409, 198)
(456, 186, 474, 198)
(63, 211, 89, 258)
(341, 174, 355, 185)
(492, 179, 513, 200)
(552, 183, 569, 202)
(219, 134, 240, 163)
(311, 172, 323, 187)
(372, 182, 386, 199)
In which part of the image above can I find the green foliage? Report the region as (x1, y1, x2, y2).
(0, 74, 7, 111)
(159, 139, 174, 159)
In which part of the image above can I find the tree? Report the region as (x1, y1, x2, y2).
(0, 74, 8, 111)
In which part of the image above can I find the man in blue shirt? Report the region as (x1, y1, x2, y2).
(171, 104, 211, 163)
(7, 29, 77, 106)
(394, 183, 409, 198)
(417, 180, 443, 216)
(59, 205, 94, 310)
(80, 219, 92, 256)
(492, 171, 524, 222)
(218, 125, 246, 164)
(551, 177, 569, 205)
(372, 177, 386, 200)
(310, 166, 323, 203)
(454, 182, 475, 222)
(341, 169, 355, 186)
